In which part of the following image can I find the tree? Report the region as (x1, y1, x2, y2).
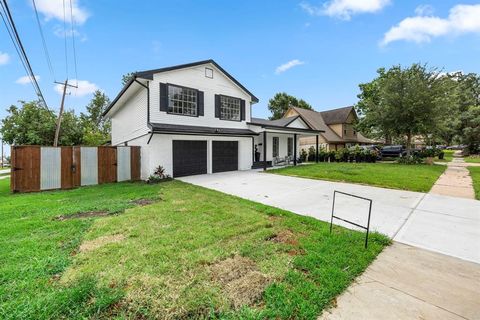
(268, 92, 312, 120)
(0, 100, 82, 146)
(121, 72, 135, 86)
(80, 90, 111, 146)
(356, 64, 449, 155)
(460, 105, 480, 154)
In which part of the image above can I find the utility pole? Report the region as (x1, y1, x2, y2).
(54, 79, 77, 147)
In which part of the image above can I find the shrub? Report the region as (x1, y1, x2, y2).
(397, 155, 423, 165)
(300, 149, 308, 162)
(147, 165, 172, 183)
(307, 146, 316, 162)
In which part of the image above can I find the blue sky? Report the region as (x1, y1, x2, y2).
(1, 0, 480, 143)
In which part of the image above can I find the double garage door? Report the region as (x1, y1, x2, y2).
(172, 140, 238, 177)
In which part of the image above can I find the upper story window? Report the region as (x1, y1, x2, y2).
(168, 85, 197, 116)
(220, 95, 241, 121)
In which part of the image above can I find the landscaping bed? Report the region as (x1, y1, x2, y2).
(269, 162, 446, 192)
(0, 178, 388, 319)
(468, 167, 480, 200)
(465, 155, 480, 163)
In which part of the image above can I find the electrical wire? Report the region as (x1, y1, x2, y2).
(0, 0, 48, 107)
(31, 0, 55, 81)
(62, 0, 68, 79)
(69, 0, 78, 87)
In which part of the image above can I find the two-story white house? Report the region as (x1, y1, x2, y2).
(103, 60, 323, 179)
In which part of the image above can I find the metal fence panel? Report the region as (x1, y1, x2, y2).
(80, 147, 98, 186)
(40, 147, 61, 190)
(117, 147, 131, 182)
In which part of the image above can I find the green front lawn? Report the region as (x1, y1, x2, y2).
(0, 178, 388, 319)
(269, 162, 446, 192)
(465, 155, 480, 163)
(468, 167, 480, 200)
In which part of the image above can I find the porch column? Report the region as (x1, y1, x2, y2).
(293, 134, 297, 166)
(263, 131, 267, 171)
(316, 135, 319, 163)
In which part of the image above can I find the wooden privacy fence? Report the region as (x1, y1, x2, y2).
(10, 146, 141, 193)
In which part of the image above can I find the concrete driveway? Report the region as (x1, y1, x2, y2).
(180, 170, 480, 263)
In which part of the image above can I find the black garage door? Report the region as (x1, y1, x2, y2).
(212, 141, 238, 173)
(173, 140, 207, 177)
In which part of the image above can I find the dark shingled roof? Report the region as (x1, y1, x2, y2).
(289, 107, 374, 144)
(149, 123, 258, 136)
(250, 116, 299, 127)
(320, 106, 356, 125)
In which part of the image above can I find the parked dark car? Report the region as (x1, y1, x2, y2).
(381, 145, 406, 158)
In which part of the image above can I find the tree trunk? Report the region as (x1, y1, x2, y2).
(406, 132, 412, 156)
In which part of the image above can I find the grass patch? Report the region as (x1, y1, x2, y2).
(468, 167, 480, 200)
(465, 155, 480, 163)
(0, 178, 388, 319)
(269, 162, 446, 192)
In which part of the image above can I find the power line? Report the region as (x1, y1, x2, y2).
(0, 0, 48, 107)
(69, 0, 78, 86)
(31, 0, 55, 81)
(62, 0, 68, 79)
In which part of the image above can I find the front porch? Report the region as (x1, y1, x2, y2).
(252, 130, 322, 170)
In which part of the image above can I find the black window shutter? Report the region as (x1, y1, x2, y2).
(197, 91, 204, 116)
(240, 99, 246, 121)
(215, 94, 221, 118)
(159, 83, 168, 111)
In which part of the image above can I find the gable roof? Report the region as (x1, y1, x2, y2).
(320, 106, 356, 125)
(249, 116, 324, 134)
(289, 107, 345, 143)
(135, 59, 259, 102)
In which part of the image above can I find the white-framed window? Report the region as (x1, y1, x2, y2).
(168, 85, 197, 116)
(273, 137, 279, 157)
(220, 95, 241, 121)
(287, 137, 293, 156)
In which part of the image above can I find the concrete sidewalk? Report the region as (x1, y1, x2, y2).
(180, 170, 480, 263)
(319, 242, 480, 320)
(430, 157, 475, 199)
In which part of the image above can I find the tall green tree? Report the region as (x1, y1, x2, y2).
(121, 72, 135, 86)
(0, 100, 82, 145)
(80, 90, 111, 146)
(268, 92, 312, 120)
(356, 64, 449, 155)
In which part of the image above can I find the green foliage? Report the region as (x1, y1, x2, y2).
(460, 105, 480, 154)
(268, 92, 312, 120)
(300, 149, 308, 162)
(1, 90, 111, 146)
(396, 155, 424, 165)
(80, 90, 111, 146)
(121, 72, 135, 86)
(356, 64, 451, 153)
(307, 146, 316, 161)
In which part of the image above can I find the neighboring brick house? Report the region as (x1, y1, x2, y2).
(284, 106, 375, 151)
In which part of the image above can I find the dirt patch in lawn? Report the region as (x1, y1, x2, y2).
(56, 211, 110, 220)
(211, 255, 270, 309)
(130, 198, 156, 206)
(79, 234, 125, 253)
(266, 229, 298, 245)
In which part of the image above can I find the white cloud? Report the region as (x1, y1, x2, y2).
(16, 75, 40, 85)
(53, 25, 87, 41)
(34, 0, 89, 25)
(382, 4, 480, 45)
(54, 79, 98, 97)
(414, 4, 435, 16)
(0, 51, 10, 65)
(275, 59, 305, 74)
(300, 0, 390, 20)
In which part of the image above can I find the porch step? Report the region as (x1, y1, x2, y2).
(251, 161, 272, 169)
